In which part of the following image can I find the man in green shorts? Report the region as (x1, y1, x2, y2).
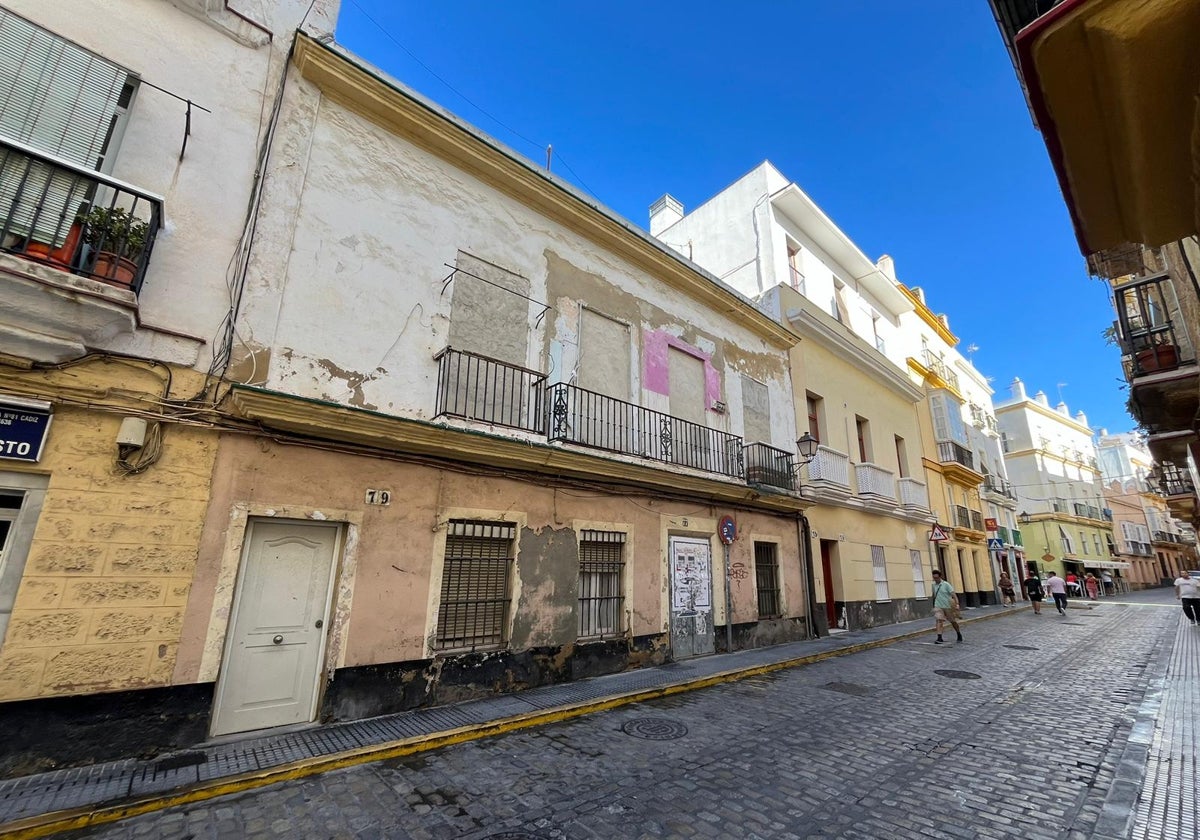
(930, 569, 963, 644)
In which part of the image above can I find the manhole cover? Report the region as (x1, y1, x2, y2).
(821, 681, 874, 697)
(621, 717, 688, 740)
(154, 751, 207, 771)
(934, 669, 981, 680)
(1002, 645, 1039, 651)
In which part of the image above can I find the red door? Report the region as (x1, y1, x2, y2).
(821, 539, 837, 627)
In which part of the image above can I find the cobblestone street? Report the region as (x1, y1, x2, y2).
(67, 593, 1192, 840)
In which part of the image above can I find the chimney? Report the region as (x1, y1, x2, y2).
(1056, 401, 1070, 416)
(910, 286, 926, 304)
(1075, 410, 1088, 426)
(877, 254, 896, 281)
(1098, 427, 1108, 437)
(1011, 377, 1026, 400)
(937, 314, 950, 330)
(649, 194, 684, 237)
(1034, 390, 1049, 406)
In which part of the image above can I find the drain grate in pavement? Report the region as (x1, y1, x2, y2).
(934, 669, 981, 680)
(1003, 645, 1039, 651)
(621, 718, 688, 740)
(820, 681, 875, 697)
(153, 751, 207, 772)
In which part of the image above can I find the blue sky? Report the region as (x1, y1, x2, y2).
(335, 1, 1130, 434)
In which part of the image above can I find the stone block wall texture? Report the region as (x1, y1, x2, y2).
(0, 394, 217, 701)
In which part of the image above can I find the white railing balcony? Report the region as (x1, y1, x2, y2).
(807, 445, 850, 487)
(854, 462, 896, 500)
(898, 477, 930, 511)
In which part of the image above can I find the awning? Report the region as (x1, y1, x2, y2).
(1083, 560, 1131, 570)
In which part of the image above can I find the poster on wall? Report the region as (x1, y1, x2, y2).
(671, 541, 712, 613)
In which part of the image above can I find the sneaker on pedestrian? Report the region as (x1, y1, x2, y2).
(935, 637, 944, 645)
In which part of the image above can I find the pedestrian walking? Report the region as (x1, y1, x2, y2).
(1045, 571, 1068, 615)
(930, 569, 963, 644)
(1065, 571, 1081, 597)
(1102, 571, 1115, 594)
(999, 571, 1016, 607)
(1023, 570, 1044, 615)
(1174, 570, 1199, 625)
(1084, 572, 1100, 600)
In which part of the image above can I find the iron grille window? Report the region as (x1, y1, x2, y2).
(910, 549, 927, 599)
(754, 542, 781, 618)
(577, 530, 625, 639)
(871, 545, 890, 602)
(436, 520, 514, 650)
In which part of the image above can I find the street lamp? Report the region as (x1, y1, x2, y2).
(1019, 511, 1032, 525)
(795, 432, 819, 466)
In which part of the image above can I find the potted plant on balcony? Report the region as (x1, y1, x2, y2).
(82, 206, 148, 290)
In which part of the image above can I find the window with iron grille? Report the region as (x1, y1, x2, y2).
(436, 520, 515, 650)
(910, 549, 927, 599)
(754, 541, 781, 618)
(577, 530, 625, 638)
(871, 544, 889, 602)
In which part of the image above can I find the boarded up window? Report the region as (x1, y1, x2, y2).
(578, 309, 630, 400)
(741, 376, 770, 445)
(448, 252, 530, 367)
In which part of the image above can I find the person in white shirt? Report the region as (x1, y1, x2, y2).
(1174, 570, 1199, 625)
(1043, 571, 1068, 616)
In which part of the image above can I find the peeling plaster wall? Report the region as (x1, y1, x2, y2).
(232, 83, 794, 447)
(177, 435, 805, 683)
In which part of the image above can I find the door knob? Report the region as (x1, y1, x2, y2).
(314, 619, 323, 629)
(272, 635, 283, 645)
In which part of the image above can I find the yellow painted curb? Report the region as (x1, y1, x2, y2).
(0, 606, 1021, 839)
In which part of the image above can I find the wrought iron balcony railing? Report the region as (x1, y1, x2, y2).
(954, 505, 972, 530)
(1113, 274, 1192, 376)
(807, 445, 850, 488)
(743, 442, 795, 491)
(937, 440, 974, 471)
(984, 474, 1016, 500)
(970, 510, 984, 531)
(0, 135, 162, 295)
(1152, 530, 1182, 544)
(788, 265, 805, 293)
(1052, 498, 1070, 514)
(855, 462, 896, 500)
(898, 477, 929, 510)
(434, 348, 547, 433)
(547, 382, 743, 478)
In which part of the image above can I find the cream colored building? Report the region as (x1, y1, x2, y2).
(653, 164, 941, 631)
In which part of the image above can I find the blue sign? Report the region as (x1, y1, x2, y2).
(718, 515, 737, 545)
(987, 538, 1004, 550)
(0, 400, 52, 462)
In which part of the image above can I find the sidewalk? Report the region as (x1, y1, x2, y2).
(0, 602, 1023, 839)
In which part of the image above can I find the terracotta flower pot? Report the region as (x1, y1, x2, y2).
(92, 252, 137, 289)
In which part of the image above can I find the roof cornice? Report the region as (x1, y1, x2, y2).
(787, 307, 922, 402)
(897, 285, 958, 346)
(291, 34, 798, 350)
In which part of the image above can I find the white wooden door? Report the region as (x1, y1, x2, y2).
(211, 519, 339, 737)
(668, 537, 715, 658)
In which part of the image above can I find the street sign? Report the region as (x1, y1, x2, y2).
(718, 515, 737, 545)
(929, 524, 950, 542)
(987, 538, 1004, 550)
(0, 398, 52, 462)
(984, 517, 998, 531)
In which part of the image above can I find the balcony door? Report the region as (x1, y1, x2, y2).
(668, 347, 715, 471)
(575, 308, 633, 451)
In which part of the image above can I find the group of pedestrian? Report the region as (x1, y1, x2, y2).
(932, 568, 1200, 643)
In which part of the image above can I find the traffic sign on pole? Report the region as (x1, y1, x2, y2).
(929, 524, 950, 542)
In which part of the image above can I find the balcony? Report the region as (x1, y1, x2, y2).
(1152, 530, 1183, 545)
(1052, 498, 1070, 514)
(953, 505, 972, 530)
(1011, 528, 1023, 547)
(788, 265, 805, 294)
(0, 137, 163, 361)
(922, 349, 960, 391)
(897, 477, 930, 512)
(970, 510, 984, 531)
(1, 138, 161, 294)
(983, 474, 1016, 501)
(743, 442, 795, 491)
(807, 445, 851, 489)
(547, 382, 742, 479)
(854, 462, 896, 502)
(435, 348, 546, 434)
(1072, 502, 1103, 521)
(937, 440, 974, 471)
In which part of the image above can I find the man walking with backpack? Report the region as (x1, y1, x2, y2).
(931, 569, 963, 644)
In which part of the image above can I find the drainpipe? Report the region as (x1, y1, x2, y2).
(797, 512, 826, 638)
(225, 1, 274, 41)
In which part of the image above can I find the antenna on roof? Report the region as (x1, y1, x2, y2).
(546, 144, 553, 171)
